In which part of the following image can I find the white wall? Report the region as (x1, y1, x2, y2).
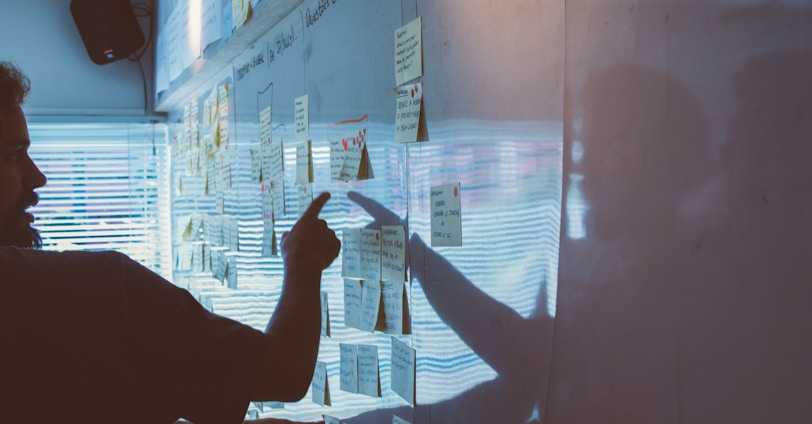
(0, 0, 157, 117)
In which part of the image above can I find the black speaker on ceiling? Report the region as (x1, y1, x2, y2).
(70, 0, 145, 65)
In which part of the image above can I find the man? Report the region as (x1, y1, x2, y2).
(0, 61, 341, 423)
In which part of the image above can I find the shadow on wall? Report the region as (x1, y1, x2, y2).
(551, 53, 812, 422)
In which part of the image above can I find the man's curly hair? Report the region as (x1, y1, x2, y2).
(0, 61, 30, 109)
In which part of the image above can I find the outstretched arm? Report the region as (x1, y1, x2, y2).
(250, 192, 341, 401)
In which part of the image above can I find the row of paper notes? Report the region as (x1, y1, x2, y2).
(311, 337, 416, 406)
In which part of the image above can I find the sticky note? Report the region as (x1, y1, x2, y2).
(391, 337, 416, 404)
(321, 290, 331, 337)
(218, 84, 229, 117)
(259, 105, 272, 145)
(343, 279, 363, 330)
(260, 141, 273, 184)
(330, 129, 368, 182)
(430, 182, 462, 247)
(295, 95, 309, 139)
(395, 82, 423, 143)
(229, 218, 239, 252)
(360, 280, 382, 332)
(358, 344, 381, 398)
(270, 139, 286, 217)
(381, 225, 407, 282)
(359, 229, 382, 282)
(395, 17, 423, 85)
(262, 218, 276, 256)
(232, 0, 250, 29)
(311, 361, 330, 406)
(340, 343, 359, 393)
(250, 147, 261, 183)
(226, 255, 237, 289)
(296, 140, 313, 184)
(381, 280, 411, 335)
(298, 183, 313, 217)
(342, 228, 361, 279)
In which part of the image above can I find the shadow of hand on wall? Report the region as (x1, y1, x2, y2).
(337, 191, 553, 424)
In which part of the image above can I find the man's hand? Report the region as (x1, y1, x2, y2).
(280, 192, 340, 270)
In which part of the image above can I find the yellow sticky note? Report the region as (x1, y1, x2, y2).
(395, 17, 423, 85)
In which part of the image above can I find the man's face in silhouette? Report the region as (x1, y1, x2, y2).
(0, 105, 46, 248)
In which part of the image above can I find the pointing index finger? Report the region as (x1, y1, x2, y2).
(301, 191, 331, 221)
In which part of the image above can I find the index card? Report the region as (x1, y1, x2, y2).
(391, 337, 416, 404)
(395, 17, 423, 85)
(297, 183, 313, 217)
(340, 343, 359, 393)
(259, 105, 272, 145)
(381, 280, 411, 335)
(358, 344, 381, 397)
(430, 182, 462, 247)
(395, 82, 423, 143)
(321, 290, 331, 337)
(295, 95, 309, 139)
(360, 280, 382, 332)
(295, 140, 313, 184)
(359, 229, 382, 282)
(342, 228, 361, 279)
(381, 225, 407, 282)
(343, 279, 363, 330)
(311, 361, 330, 406)
(270, 138, 286, 217)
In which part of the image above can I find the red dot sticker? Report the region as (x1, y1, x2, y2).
(410, 88, 415, 97)
(454, 186, 459, 197)
(342, 139, 348, 151)
(414, 83, 419, 93)
(376, 233, 379, 241)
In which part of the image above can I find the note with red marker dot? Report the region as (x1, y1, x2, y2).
(430, 182, 463, 247)
(395, 82, 423, 143)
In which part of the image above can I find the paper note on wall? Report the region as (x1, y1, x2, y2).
(359, 229, 382, 282)
(250, 147, 261, 183)
(382, 280, 411, 335)
(311, 361, 331, 406)
(270, 139, 286, 217)
(430, 182, 463, 247)
(321, 290, 331, 337)
(342, 228, 361, 279)
(330, 130, 368, 182)
(259, 106, 272, 145)
(218, 84, 229, 117)
(343, 279, 363, 330)
(358, 344, 381, 398)
(232, 0, 251, 29)
(297, 183, 313, 217)
(381, 225, 406, 282)
(395, 82, 423, 143)
(395, 17, 423, 85)
(295, 95, 309, 139)
(339, 343, 359, 393)
(391, 337, 416, 404)
(360, 280, 382, 332)
(296, 140, 313, 184)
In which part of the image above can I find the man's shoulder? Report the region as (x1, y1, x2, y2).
(0, 247, 130, 275)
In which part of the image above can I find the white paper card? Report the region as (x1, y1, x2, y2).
(430, 182, 462, 247)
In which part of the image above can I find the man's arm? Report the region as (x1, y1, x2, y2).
(251, 192, 340, 401)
